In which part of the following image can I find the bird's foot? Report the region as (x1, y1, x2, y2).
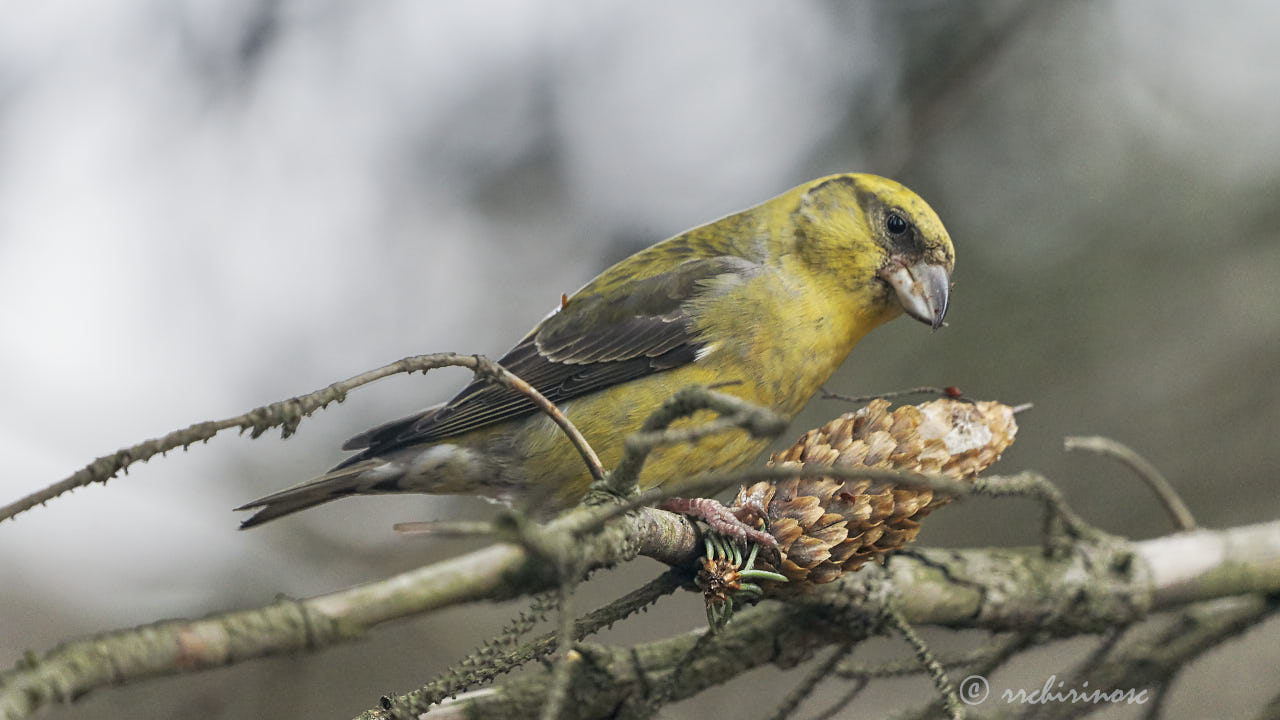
(658, 497, 779, 558)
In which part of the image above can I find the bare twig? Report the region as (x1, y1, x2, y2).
(627, 615, 721, 719)
(820, 388, 1033, 416)
(1064, 624, 1131, 693)
(762, 643, 856, 720)
(971, 472, 1098, 556)
(1064, 435, 1196, 532)
(381, 590, 556, 717)
(867, 0, 1068, 176)
(804, 678, 869, 720)
(836, 632, 1032, 681)
(0, 353, 602, 524)
(1027, 595, 1279, 720)
(898, 632, 1038, 720)
(820, 386, 963, 405)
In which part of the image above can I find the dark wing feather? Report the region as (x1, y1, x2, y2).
(335, 256, 757, 468)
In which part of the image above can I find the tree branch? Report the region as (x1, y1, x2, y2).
(398, 520, 1280, 720)
(0, 508, 698, 720)
(8, 485, 1280, 720)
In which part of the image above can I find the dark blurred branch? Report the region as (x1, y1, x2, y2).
(863, 0, 1069, 175)
(1029, 595, 1279, 720)
(761, 643, 856, 720)
(835, 632, 1035, 681)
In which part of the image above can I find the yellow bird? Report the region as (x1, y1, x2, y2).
(237, 174, 954, 528)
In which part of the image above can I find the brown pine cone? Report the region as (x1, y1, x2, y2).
(731, 398, 1018, 586)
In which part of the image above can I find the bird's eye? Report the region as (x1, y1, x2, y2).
(886, 212, 908, 235)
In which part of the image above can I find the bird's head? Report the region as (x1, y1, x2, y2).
(794, 174, 955, 329)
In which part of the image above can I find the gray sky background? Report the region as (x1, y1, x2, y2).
(3, 2, 1279, 718)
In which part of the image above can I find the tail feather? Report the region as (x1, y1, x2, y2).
(237, 442, 493, 528)
(236, 461, 385, 529)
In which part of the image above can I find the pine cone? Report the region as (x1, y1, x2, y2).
(731, 398, 1018, 586)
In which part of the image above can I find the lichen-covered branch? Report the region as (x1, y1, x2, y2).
(369, 520, 1280, 720)
(7, 490, 1280, 720)
(8, 463, 1280, 720)
(0, 508, 699, 720)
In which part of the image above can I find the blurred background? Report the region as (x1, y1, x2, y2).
(3, 1, 1279, 718)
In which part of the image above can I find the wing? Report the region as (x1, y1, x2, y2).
(335, 255, 759, 467)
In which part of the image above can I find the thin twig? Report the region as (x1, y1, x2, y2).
(1065, 624, 1131, 691)
(820, 386, 963, 404)
(804, 678, 869, 720)
(1064, 435, 1196, 531)
(762, 644, 856, 720)
(1137, 682, 1172, 720)
(835, 633, 1031, 681)
(633, 623, 720, 718)
(1026, 595, 1280, 720)
(970, 472, 1097, 556)
(1, 352, 602, 524)
(898, 634, 1036, 720)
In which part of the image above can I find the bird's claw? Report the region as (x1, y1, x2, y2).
(658, 496, 779, 561)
